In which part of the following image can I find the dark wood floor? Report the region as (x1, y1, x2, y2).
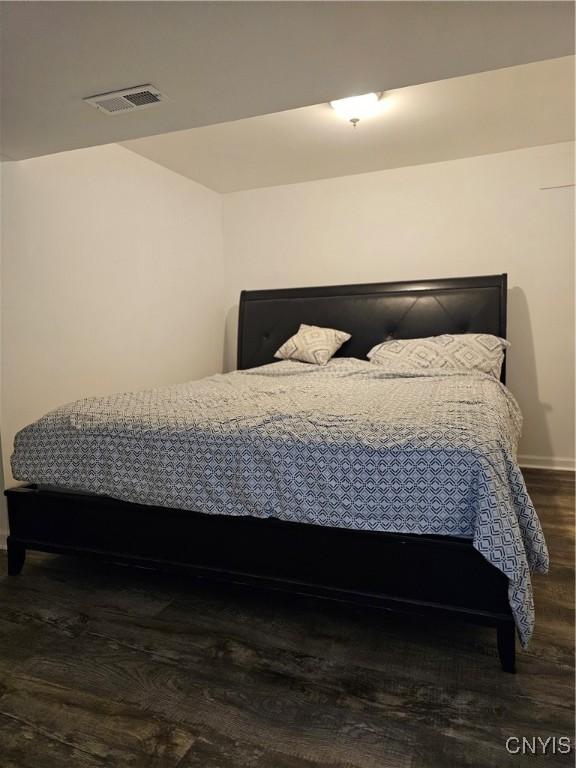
(0, 469, 573, 768)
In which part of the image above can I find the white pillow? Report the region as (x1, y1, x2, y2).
(367, 333, 508, 378)
(274, 324, 351, 366)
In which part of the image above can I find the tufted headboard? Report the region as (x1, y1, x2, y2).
(237, 274, 508, 382)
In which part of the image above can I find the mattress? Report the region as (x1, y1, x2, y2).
(11, 358, 548, 645)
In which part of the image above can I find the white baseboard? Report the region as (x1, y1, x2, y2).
(518, 455, 575, 472)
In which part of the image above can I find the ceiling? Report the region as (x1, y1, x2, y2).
(123, 57, 575, 193)
(1, 2, 574, 160)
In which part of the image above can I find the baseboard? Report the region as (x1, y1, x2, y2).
(518, 455, 575, 472)
(0, 530, 7, 551)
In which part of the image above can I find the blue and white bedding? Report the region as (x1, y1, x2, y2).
(11, 358, 548, 645)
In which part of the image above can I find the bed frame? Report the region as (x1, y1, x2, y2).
(5, 273, 517, 672)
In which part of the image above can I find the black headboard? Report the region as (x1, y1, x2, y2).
(237, 274, 507, 382)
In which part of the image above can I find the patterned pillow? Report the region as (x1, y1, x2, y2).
(367, 333, 508, 378)
(274, 324, 351, 366)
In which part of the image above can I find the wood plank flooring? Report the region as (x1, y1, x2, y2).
(0, 469, 573, 767)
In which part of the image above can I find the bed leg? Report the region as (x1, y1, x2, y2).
(7, 538, 26, 576)
(497, 621, 516, 673)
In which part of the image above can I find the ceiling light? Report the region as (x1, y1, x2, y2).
(330, 92, 382, 127)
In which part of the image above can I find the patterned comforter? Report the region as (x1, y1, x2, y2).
(11, 358, 548, 645)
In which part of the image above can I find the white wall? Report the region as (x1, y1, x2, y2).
(0, 144, 224, 538)
(0, 164, 6, 538)
(223, 143, 575, 469)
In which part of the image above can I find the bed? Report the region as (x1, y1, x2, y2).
(5, 273, 548, 672)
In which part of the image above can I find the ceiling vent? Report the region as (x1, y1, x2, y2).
(83, 85, 164, 115)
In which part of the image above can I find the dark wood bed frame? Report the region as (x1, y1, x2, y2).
(5, 273, 517, 672)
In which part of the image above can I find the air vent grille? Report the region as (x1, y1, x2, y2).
(124, 90, 161, 106)
(83, 85, 164, 115)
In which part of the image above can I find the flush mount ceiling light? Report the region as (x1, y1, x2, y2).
(330, 92, 382, 127)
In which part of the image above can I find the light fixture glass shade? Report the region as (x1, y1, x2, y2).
(330, 92, 381, 122)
